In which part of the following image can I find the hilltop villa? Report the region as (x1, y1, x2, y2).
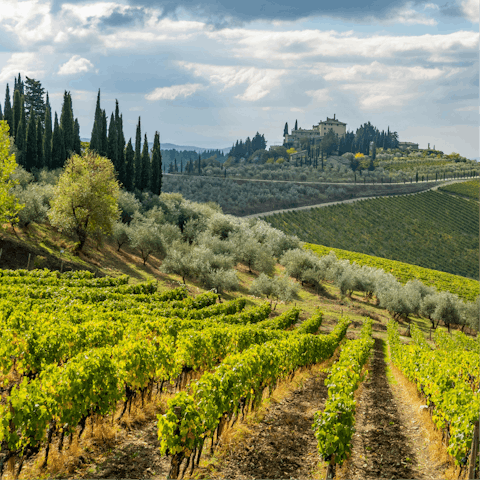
(283, 115, 347, 149)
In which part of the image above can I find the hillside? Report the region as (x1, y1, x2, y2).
(0, 224, 477, 480)
(264, 185, 479, 280)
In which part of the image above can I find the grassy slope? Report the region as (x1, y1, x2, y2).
(2, 221, 478, 480)
(265, 188, 479, 280)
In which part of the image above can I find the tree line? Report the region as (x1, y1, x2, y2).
(0, 74, 163, 195)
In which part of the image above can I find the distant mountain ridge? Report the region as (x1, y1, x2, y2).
(81, 139, 231, 155)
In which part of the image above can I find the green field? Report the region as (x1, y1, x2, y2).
(265, 190, 479, 280)
(438, 179, 479, 200)
(305, 243, 479, 302)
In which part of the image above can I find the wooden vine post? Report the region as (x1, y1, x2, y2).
(468, 421, 479, 479)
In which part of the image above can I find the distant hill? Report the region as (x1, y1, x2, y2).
(81, 138, 231, 155)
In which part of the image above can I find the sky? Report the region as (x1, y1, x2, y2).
(0, 0, 478, 158)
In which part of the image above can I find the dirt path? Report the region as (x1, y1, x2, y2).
(339, 337, 448, 480)
(244, 179, 466, 219)
(199, 367, 331, 480)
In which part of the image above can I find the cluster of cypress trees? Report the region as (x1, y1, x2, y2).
(1, 75, 163, 195)
(88, 90, 162, 195)
(228, 132, 267, 160)
(1, 74, 81, 172)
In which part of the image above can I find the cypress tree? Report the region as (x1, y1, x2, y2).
(36, 116, 44, 169)
(107, 112, 117, 165)
(51, 112, 65, 169)
(14, 96, 26, 167)
(0, 102, 2, 121)
(24, 76, 46, 123)
(140, 133, 150, 191)
(124, 139, 135, 191)
(101, 110, 108, 156)
(151, 131, 162, 195)
(134, 117, 142, 189)
(60, 91, 74, 159)
(3, 84, 13, 133)
(43, 101, 52, 168)
(294, 119, 298, 131)
(284, 122, 288, 136)
(16, 74, 24, 95)
(198, 154, 201, 174)
(25, 109, 37, 171)
(90, 89, 102, 153)
(116, 113, 126, 186)
(73, 118, 81, 155)
(12, 89, 22, 138)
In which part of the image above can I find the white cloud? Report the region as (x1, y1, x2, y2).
(386, 1, 438, 25)
(313, 61, 463, 110)
(0, 52, 44, 83)
(145, 83, 205, 101)
(305, 88, 333, 104)
(177, 62, 287, 101)
(58, 55, 94, 75)
(460, 0, 479, 23)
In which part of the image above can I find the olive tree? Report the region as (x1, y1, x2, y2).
(13, 182, 53, 227)
(48, 152, 120, 251)
(250, 273, 299, 307)
(432, 292, 462, 333)
(161, 241, 195, 284)
(129, 217, 165, 265)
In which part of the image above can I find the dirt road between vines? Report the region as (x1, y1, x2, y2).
(197, 365, 332, 480)
(338, 337, 448, 480)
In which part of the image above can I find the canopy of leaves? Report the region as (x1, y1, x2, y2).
(48, 152, 120, 250)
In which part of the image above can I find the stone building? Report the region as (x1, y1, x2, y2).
(398, 142, 419, 150)
(284, 114, 347, 149)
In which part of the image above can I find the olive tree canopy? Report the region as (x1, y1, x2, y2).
(48, 151, 120, 250)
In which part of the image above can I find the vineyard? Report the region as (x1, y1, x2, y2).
(0, 266, 478, 480)
(265, 188, 479, 279)
(438, 179, 480, 201)
(305, 243, 479, 302)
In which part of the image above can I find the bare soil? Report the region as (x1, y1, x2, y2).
(338, 337, 448, 480)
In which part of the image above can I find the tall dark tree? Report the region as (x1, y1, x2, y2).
(284, 122, 288, 136)
(151, 131, 162, 195)
(140, 134, 150, 191)
(36, 116, 44, 169)
(24, 76, 46, 123)
(3, 84, 13, 133)
(43, 101, 52, 168)
(14, 95, 26, 166)
(12, 89, 22, 138)
(51, 112, 65, 169)
(60, 91, 74, 159)
(124, 139, 135, 191)
(25, 109, 37, 171)
(14, 74, 24, 95)
(90, 89, 102, 154)
(294, 119, 298, 131)
(100, 110, 108, 156)
(73, 118, 81, 155)
(107, 112, 117, 165)
(115, 102, 126, 184)
(0, 103, 3, 121)
(134, 117, 142, 189)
